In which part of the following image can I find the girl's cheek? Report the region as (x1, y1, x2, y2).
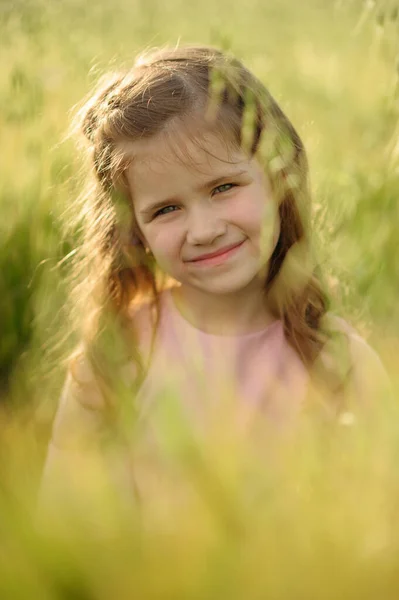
(147, 226, 182, 259)
(226, 201, 263, 233)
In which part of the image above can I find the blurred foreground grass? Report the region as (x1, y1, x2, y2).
(3, 396, 399, 599)
(1, 0, 399, 597)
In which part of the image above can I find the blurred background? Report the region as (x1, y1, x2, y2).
(1, 0, 399, 597)
(2, 0, 398, 409)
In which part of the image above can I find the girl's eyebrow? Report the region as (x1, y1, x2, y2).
(138, 169, 249, 217)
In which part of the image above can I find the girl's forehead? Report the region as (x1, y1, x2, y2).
(125, 126, 248, 184)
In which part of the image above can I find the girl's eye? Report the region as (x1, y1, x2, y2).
(213, 183, 236, 195)
(151, 183, 236, 219)
(153, 205, 179, 219)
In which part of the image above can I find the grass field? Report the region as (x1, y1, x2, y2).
(1, 0, 399, 597)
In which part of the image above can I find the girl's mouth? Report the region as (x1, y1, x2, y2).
(188, 240, 245, 267)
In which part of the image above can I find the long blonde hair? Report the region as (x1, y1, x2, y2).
(66, 45, 349, 415)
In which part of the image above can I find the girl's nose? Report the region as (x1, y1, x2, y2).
(185, 206, 227, 246)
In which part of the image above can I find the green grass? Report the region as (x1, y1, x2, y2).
(1, 0, 399, 597)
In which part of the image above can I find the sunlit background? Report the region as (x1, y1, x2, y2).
(1, 0, 399, 597)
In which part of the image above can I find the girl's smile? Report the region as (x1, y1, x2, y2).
(185, 239, 246, 267)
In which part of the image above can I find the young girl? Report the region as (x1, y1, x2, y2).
(39, 45, 389, 513)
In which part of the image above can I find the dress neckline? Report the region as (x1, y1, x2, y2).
(162, 287, 281, 340)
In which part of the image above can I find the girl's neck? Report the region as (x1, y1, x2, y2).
(170, 282, 277, 336)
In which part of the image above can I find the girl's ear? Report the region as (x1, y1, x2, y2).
(130, 222, 148, 248)
(131, 233, 143, 246)
(131, 229, 152, 256)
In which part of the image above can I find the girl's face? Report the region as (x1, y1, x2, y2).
(126, 129, 279, 297)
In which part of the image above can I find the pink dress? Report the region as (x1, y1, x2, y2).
(38, 288, 388, 514)
(132, 288, 308, 446)
(124, 287, 308, 504)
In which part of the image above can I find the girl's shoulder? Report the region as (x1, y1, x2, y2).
(325, 314, 386, 371)
(49, 351, 107, 451)
(53, 292, 161, 419)
(323, 314, 392, 410)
